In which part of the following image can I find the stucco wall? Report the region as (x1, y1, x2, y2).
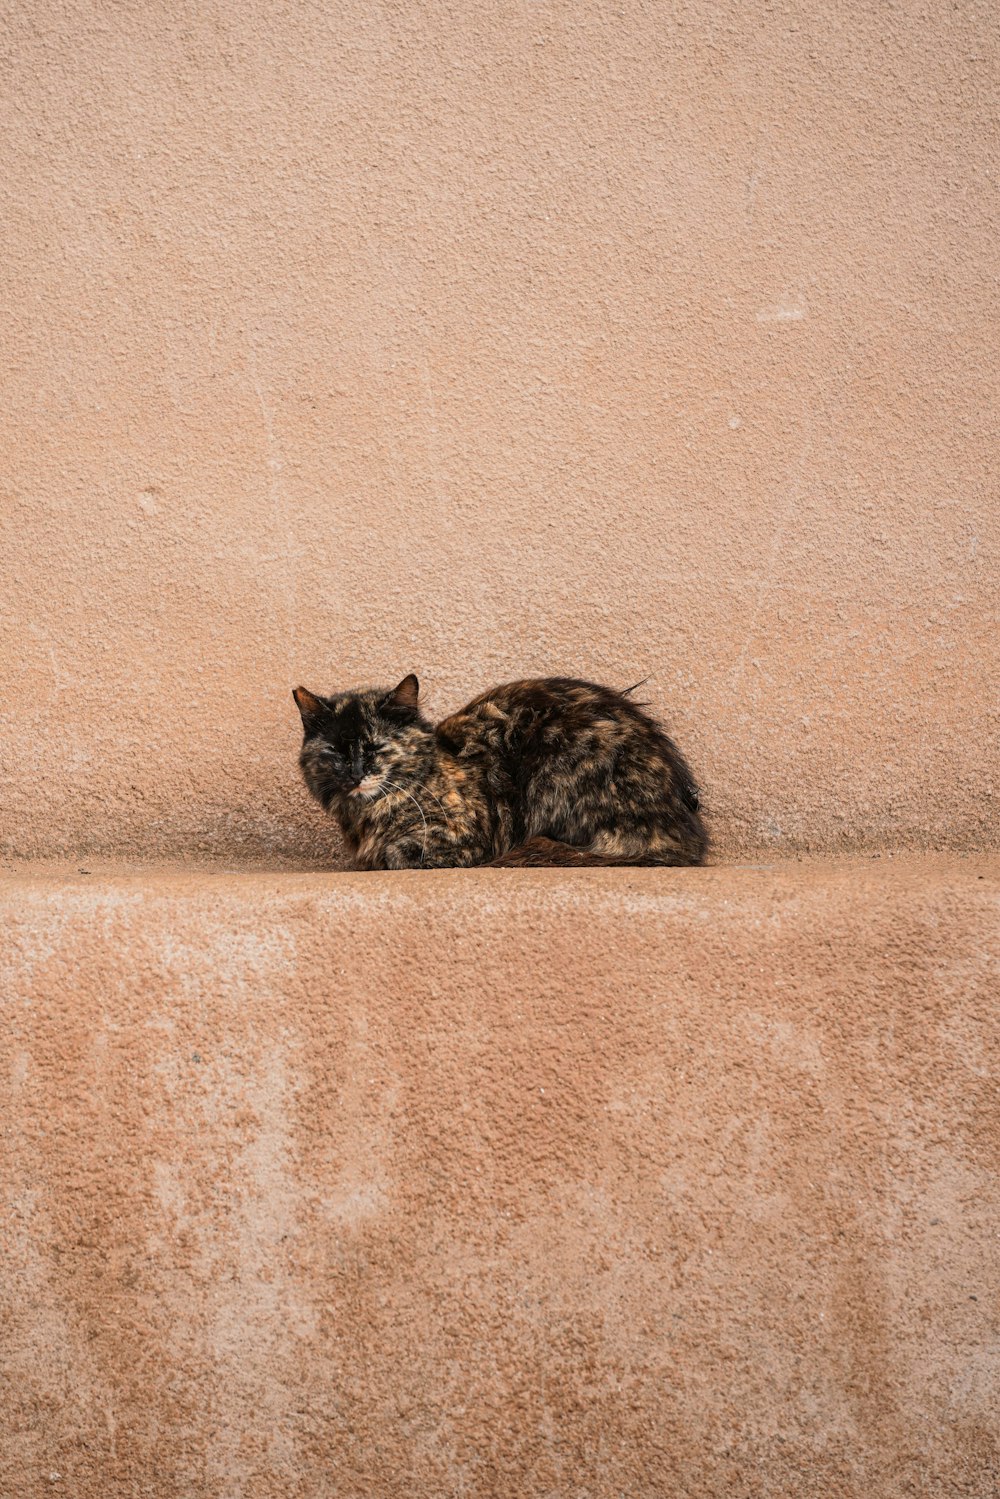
(2, 0, 997, 863)
(2, 857, 998, 1497)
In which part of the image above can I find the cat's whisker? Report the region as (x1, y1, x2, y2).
(378, 779, 431, 864)
(375, 773, 447, 820)
(416, 783, 448, 818)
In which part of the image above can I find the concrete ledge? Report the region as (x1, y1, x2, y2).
(2, 857, 998, 1497)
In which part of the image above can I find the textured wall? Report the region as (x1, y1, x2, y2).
(2, 857, 998, 1497)
(1, 0, 997, 863)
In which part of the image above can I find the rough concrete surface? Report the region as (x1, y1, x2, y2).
(1, 0, 998, 863)
(2, 856, 998, 1498)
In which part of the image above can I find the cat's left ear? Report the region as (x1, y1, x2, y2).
(293, 686, 324, 729)
(389, 674, 419, 711)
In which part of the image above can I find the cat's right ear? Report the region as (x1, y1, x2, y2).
(388, 674, 419, 711)
(293, 686, 324, 730)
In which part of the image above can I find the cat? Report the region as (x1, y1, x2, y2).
(293, 675, 706, 870)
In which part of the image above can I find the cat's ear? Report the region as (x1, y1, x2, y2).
(292, 686, 324, 729)
(389, 674, 419, 711)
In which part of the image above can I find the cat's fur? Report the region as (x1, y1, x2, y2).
(293, 675, 706, 870)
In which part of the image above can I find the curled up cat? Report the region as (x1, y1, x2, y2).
(293, 675, 706, 870)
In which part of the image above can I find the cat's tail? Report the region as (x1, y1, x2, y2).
(489, 836, 701, 869)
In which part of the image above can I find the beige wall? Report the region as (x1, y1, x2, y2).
(2, 0, 997, 864)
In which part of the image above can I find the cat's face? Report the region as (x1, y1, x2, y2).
(293, 674, 430, 806)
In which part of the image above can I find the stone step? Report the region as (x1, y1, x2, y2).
(2, 855, 998, 1498)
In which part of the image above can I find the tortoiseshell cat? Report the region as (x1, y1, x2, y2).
(293, 675, 706, 869)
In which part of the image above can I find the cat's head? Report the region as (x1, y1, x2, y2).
(293, 674, 431, 807)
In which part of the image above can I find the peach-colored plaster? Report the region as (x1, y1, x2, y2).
(1, 856, 998, 1497)
(1, 0, 997, 864)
